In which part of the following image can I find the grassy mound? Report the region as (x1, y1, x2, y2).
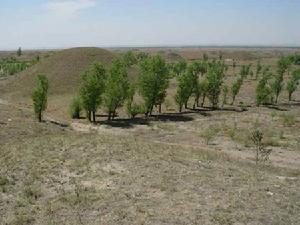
(1, 47, 116, 98)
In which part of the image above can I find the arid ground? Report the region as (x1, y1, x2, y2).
(1, 47, 300, 225)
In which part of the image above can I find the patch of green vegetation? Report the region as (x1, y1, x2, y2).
(0, 56, 35, 77)
(201, 125, 221, 145)
(280, 113, 296, 127)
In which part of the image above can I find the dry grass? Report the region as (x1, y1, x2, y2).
(1, 47, 300, 224)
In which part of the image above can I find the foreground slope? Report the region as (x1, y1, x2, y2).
(1, 122, 299, 224)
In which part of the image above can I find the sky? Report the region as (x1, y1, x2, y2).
(0, 0, 300, 50)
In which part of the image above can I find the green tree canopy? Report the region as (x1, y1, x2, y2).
(32, 74, 49, 122)
(103, 59, 129, 120)
(80, 62, 106, 122)
(138, 55, 170, 116)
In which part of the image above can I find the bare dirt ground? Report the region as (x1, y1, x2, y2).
(1, 47, 300, 224)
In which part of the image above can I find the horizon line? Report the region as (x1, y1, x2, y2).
(1, 44, 300, 51)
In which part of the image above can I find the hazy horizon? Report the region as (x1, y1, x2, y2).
(1, 0, 300, 50)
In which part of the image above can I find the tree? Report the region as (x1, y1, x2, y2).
(172, 59, 187, 76)
(256, 71, 272, 106)
(199, 79, 209, 107)
(175, 71, 194, 112)
(136, 52, 149, 62)
(255, 60, 262, 80)
(195, 61, 208, 76)
(126, 84, 143, 118)
(103, 59, 129, 120)
(221, 85, 229, 108)
(32, 74, 48, 122)
(138, 55, 169, 116)
(271, 57, 292, 103)
(193, 81, 202, 109)
(122, 51, 137, 67)
(175, 63, 200, 111)
(240, 64, 251, 79)
(206, 61, 226, 109)
(271, 71, 284, 104)
(232, 59, 237, 73)
(231, 76, 243, 105)
(69, 97, 82, 119)
(202, 53, 209, 61)
(287, 69, 300, 101)
(17, 47, 22, 56)
(80, 62, 106, 123)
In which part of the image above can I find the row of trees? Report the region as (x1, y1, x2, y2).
(72, 55, 170, 122)
(256, 56, 300, 105)
(0, 56, 39, 77)
(32, 51, 300, 123)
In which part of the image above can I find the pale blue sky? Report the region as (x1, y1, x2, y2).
(0, 0, 299, 49)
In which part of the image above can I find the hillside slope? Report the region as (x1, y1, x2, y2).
(0, 47, 116, 99)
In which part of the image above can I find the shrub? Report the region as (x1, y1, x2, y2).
(69, 97, 82, 119)
(127, 103, 144, 119)
(280, 113, 296, 127)
(201, 126, 220, 145)
(250, 129, 272, 164)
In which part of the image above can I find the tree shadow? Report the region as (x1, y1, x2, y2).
(99, 113, 195, 129)
(46, 119, 69, 128)
(183, 108, 212, 117)
(265, 105, 289, 111)
(95, 114, 110, 118)
(100, 117, 149, 128)
(219, 107, 246, 112)
(279, 101, 300, 107)
(151, 113, 195, 122)
(189, 105, 246, 113)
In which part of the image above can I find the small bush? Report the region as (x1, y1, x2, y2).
(23, 184, 42, 201)
(201, 126, 220, 145)
(280, 113, 296, 127)
(69, 97, 82, 119)
(250, 129, 272, 164)
(238, 101, 247, 111)
(128, 103, 144, 119)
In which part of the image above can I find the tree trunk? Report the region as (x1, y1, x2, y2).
(231, 96, 235, 105)
(112, 110, 116, 120)
(193, 98, 197, 109)
(158, 104, 162, 114)
(201, 95, 206, 107)
(108, 112, 111, 121)
(38, 111, 42, 122)
(289, 93, 292, 101)
(92, 111, 96, 123)
(149, 105, 154, 116)
(86, 111, 91, 122)
(184, 101, 188, 109)
(179, 105, 182, 113)
(275, 94, 279, 104)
